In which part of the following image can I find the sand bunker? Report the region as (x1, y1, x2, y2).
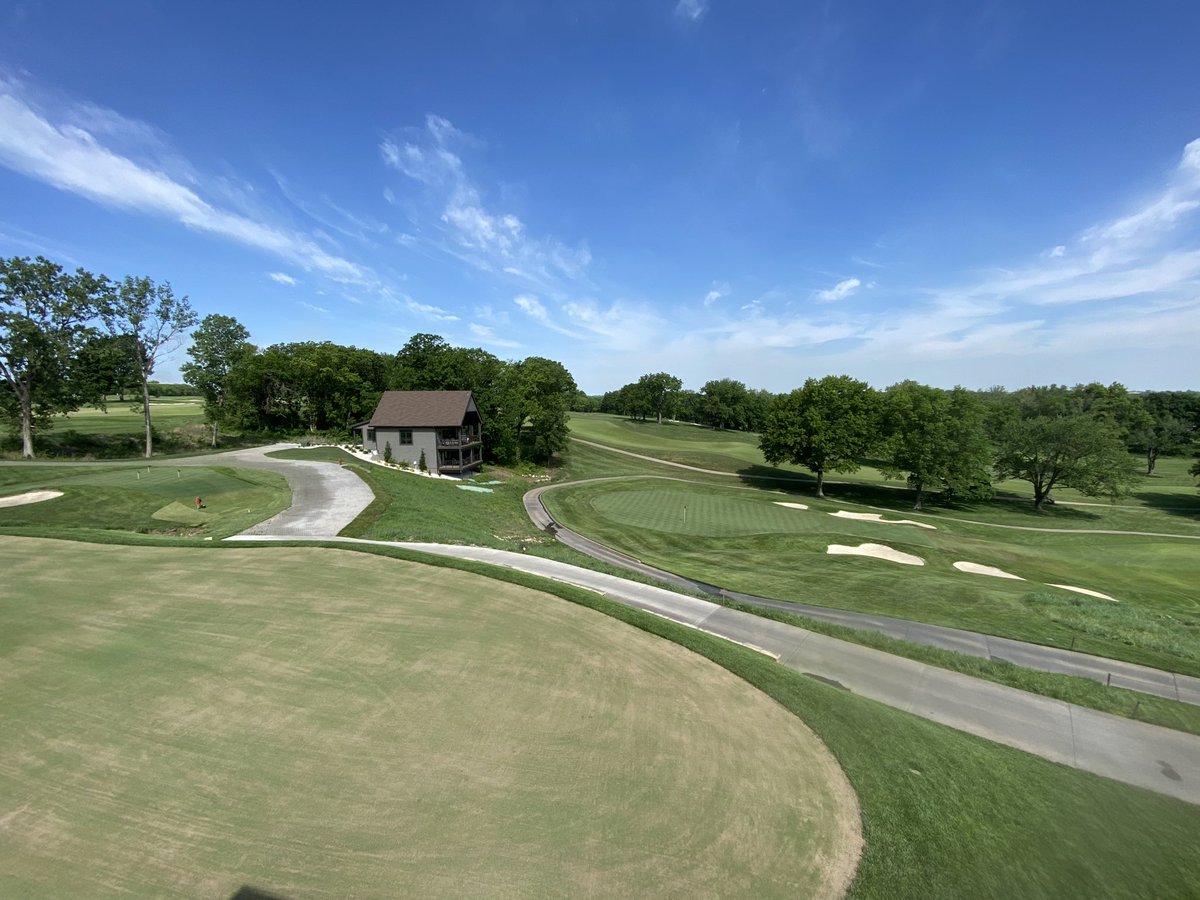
(1049, 584, 1118, 602)
(829, 510, 936, 530)
(827, 543, 925, 566)
(953, 561, 1025, 580)
(0, 490, 63, 508)
(773, 501, 810, 510)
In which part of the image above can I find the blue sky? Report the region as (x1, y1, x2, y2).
(2, 2, 1199, 393)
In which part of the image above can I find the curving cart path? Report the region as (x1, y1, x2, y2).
(158, 444, 1200, 804)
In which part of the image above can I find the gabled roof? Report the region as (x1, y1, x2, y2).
(368, 390, 479, 427)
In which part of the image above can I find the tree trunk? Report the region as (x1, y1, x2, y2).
(211, 419, 218, 448)
(657, 410, 662, 425)
(141, 376, 153, 457)
(913, 481, 924, 511)
(1146, 449, 1157, 476)
(19, 386, 34, 459)
(815, 468, 825, 498)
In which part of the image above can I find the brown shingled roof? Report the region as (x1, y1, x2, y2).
(368, 391, 479, 427)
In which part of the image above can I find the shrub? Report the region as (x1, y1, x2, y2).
(418, 449, 427, 472)
(383, 441, 393, 463)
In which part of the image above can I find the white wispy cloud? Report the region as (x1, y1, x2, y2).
(674, 0, 707, 22)
(815, 276, 861, 302)
(269, 271, 298, 286)
(703, 281, 730, 306)
(468, 322, 522, 349)
(381, 114, 592, 291)
(0, 78, 367, 283)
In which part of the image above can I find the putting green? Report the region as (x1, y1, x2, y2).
(0, 537, 860, 898)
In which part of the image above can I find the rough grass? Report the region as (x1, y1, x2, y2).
(0, 537, 858, 899)
(0, 464, 288, 537)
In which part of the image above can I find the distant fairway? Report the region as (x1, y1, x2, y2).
(546, 477, 1200, 676)
(0, 537, 860, 898)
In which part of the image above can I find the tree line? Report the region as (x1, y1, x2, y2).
(588, 371, 1200, 508)
(1, 256, 576, 465)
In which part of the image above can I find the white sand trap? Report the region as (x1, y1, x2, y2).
(773, 501, 810, 510)
(953, 561, 1024, 580)
(829, 510, 937, 530)
(1049, 584, 1118, 602)
(0, 490, 63, 508)
(827, 543, 925, 566)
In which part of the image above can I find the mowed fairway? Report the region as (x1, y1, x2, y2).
(544, 478, 1200, 676)
(0, 537, 860, 898)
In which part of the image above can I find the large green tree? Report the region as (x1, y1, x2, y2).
(700, 378, 750, 431)
(502, 356, 577, 463)
(637, 372, 683, 425)
(991, 390, 1138, 511)
(0, 256, 110, 458)
(103, 276, 198, 457)
(879, 382, 992, 509)
(1134, 392, 1198, 475)
(181, 314, 254, 446)
(759, 375, 879, 497)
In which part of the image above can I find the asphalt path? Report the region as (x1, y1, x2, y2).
(524, 481, 1200, 707)
(230, 532, 1200, 805)
(175, 443, 375, 537)
(17, 445, 1196, 801)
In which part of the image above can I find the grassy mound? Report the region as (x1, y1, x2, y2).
(0, 537, 859, 898)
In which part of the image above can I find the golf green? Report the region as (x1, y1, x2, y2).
(0, 537, 860, 898)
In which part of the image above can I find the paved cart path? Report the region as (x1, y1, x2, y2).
(525, 479, 1200, 707)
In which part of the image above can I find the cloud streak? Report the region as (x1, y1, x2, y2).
(0, 79, 366, 283)
(381, 114, 592, 292)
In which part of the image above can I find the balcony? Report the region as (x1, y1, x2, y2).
(437, 430, 482, 448)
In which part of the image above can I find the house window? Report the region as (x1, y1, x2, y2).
(399, 430, 413, 445)
(367, 427, 376, 443)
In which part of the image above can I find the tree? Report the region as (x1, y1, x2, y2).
(992, 408, 1137, 511)
(879, 382, 992, 510)
(700, 378, 749, 430)
(759, 375, 879, 497)
(637, 372, 683, 425)
(181, 314, 254, 446)
(1134, 392, 1198, 475)
(104, 276, 198, 457)
(0, 256, 110, 458)
(501, 356, 577, 463)
(73, 333, 142, 403)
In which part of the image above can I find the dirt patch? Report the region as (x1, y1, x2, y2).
(953, 561, 1025, 580)
(0, 490, 63, 508)
(829, 510, 936, 529)
(827, 543, 925, 566)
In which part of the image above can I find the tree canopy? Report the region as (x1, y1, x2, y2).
(879, 382, 992, 509)
(0, 256, 110, 458)
(103, 276, 198, 457)
(759, 375, 879, 497)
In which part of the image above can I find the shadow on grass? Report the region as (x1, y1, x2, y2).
(1133, 491, 1200, 519)
(733, 465, 1113, 522)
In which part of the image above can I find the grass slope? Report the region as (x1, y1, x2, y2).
(0, 537, 856, 899)
(5, 535, 1199, 898)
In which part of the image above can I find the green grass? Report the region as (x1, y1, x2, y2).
(568, 412, 1200, 533)
(543, 476, 1200, 676)
(1, 396, 267, 459)
(268, 446, 1200, 731)
(5, 534, 1199, 898)
(0, 464, 289, 537)
(269, 448, 555, 551)
(0, 537, 855, 898)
